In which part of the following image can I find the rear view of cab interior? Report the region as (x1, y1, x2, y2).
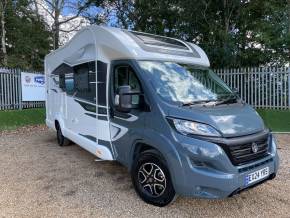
(45, 26, 279, 207)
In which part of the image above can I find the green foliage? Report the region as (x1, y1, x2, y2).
(0, 108, 45, 130)
(1, 0, 289, 69)
(103, 0, 290, 68)
(1, 107, 288, 132)
(1, 0, 52, 71)
(257, 109, 290, 132)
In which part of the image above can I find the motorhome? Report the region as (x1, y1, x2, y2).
(45, 26, 279, 206)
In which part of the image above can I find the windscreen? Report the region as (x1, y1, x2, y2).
(138, 61, 233, 104)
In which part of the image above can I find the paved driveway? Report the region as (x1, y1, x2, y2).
(0, 127, 289, 217)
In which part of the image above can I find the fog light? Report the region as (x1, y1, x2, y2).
(190, 158, 217, 170)
(191, 160, 207, 167)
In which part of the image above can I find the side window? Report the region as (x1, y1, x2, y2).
(54, 62, 96, 102)
(114, 65, 141, 105)
(74, 62, 96, 103)
(129, 68, 141, 104)
(114, 66, 128, 92)
(65, 73, 74, 95)
(59, 72, 75, 95)
(57, 65, 75, 94)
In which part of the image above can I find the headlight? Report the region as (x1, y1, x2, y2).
(271, 135, 277, 153)
(170, 118, 221, 137)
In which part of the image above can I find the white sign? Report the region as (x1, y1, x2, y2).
(21, 72, 45, 101)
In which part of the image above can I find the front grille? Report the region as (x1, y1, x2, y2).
(221, 137, 269, 166)
(238, 158, 273, 173)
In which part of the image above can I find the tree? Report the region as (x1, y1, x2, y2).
(112, 0, 289, 68)
(79, 0, 118, 26)
(108, 0, 134, 28)
(0, 0, 8, 66)
(1, 0, 52, 70)
(235, 0, 290, 66)
(35, 0, 88, 49)
(2, 0, 288, 69)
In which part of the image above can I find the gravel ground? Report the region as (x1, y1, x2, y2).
(0, 126, 289, 218)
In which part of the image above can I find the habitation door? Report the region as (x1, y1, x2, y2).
(52, 60, 114, 160)
(63, 60, 114, 160)
(66, 62, 98, 151)
(48, 70, 67, 122)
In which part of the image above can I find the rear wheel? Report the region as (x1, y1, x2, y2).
(56, 124, 70, 146)
(131, 150, 176, 207)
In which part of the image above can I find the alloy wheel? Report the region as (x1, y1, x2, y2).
(138, 162, 166, 197)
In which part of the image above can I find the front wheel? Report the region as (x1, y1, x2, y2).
(131, 150, 176, 207)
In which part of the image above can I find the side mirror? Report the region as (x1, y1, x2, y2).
(116, 86, 133, 113)
(233, 87, 239, 96)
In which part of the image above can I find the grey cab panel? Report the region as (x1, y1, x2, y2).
(109, 59, 279, 200)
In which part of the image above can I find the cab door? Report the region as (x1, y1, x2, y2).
(109, 61, 148, 164)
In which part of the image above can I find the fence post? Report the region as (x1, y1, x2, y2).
(288, 68, 290, 109)
(18, 69, 22, 110)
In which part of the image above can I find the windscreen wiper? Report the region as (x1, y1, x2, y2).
(215, 95, 238, 106)
(182, 99, 217, 106)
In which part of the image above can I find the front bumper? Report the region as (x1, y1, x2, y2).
(171, 132, 279, 198)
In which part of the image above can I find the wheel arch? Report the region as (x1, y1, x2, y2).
(129, 135, 182, 167)
(126, 128, 187, 195)
(53, 113, 66, 133)
(132, 143, 163, 163)
(129, 139, 187, 197)
(55, 120, 60, 130)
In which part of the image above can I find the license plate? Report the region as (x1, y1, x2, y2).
(245, 167, 269, 186)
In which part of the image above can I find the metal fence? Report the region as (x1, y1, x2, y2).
(1, 66, 290, 110)
(0, 67, 45, 110)
(216, 67, 290, 110)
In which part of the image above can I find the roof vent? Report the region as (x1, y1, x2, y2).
(132, 31, 189, 50)
(125, 30, 201, 58)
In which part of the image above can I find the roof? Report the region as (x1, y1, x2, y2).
(45, 26, 210, 74)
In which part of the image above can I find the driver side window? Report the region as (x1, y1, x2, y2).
(114, 65, 141, 105)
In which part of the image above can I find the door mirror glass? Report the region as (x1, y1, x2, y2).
(116, 85, 133, 113)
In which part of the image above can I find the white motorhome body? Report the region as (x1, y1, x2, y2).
(45, 26, 278, 206)
(45, 25, 209, 161)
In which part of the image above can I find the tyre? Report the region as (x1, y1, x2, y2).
(131, 149, 176, 207)
(56, 124, 71, 146)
